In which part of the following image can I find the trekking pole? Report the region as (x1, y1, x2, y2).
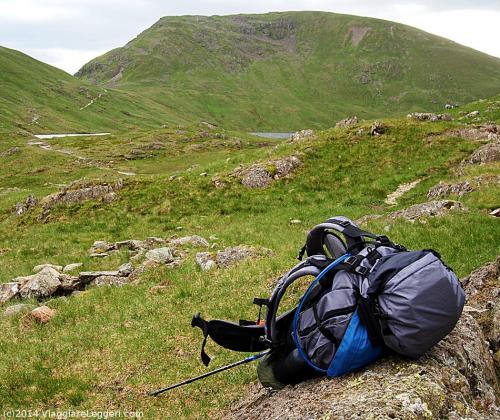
(148, 350, 270, 396)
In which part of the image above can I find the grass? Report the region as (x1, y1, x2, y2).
(0, 99, 499, 417)
(77, 11, 500, 131)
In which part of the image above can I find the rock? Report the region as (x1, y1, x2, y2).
(389, 200, 465, 221)
(59, 274, 81, 291)
(466, 110, 480, 118)
(290, 129, 314, 141)
(0, 282, 19, 304)
(33, 263, 62, 273)
(370, 121, 385, 136)
(290, 219, 302, 225)
(118, 262, 133, 276)
(463, 142, 500, 165)
(89, 240, 116, 254)
(90, 253, 109, 258)
(384, 179, 422, 205)
(195, 252, 216, 271)
(0, 146, 21, 157)
(199, 172, 208, 177)
(335, 116, 358, 128)
(407, 112, 452, 122)
(30, 306, 56, 324)
(233, 156, 302, 189)
(427, 180, 474, 199)
(216, 246, 266, 269)
(63, 263, 83, 273)
(170, 235, 209, 248)
(40, 179, 123, 218)
(16, 267, 61, 299)
(3, 304, 36, 318)
(226, 312, 498, 419)
(93, 276, 130, 287)
(15, 194, 37, 216)
(116, 239, 144, 250)
(78, 271, 120, 283)
(145, 247, 174, 264)
(211, 176, 227, 189)
(490, 208, 500, 217)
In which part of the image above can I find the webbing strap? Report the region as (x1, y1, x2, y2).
(191, 313, 212, 366)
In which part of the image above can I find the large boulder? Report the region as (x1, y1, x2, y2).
(16, 267, 61, 299)
(463, 142, 500, 165)
(0, 282, 19, 304)
(233, 156, 302, 189)
(227, 259, 500, 419)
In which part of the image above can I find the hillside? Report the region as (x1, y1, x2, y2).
(0, 94, 499, 416)
(76, 11, 500, 130)
(0, 46, 187, 133)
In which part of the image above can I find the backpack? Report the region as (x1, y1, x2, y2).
(192, 217, 465, 388)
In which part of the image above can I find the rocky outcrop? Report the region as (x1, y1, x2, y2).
(15, 194, 37, 216)
(226, 260, 500, 420)
(408, 112, 452, 121)
(195, 246, 271, 271)
(448, 124, 500, 142)
(389, 200, 465, 221)
(462, 142, 500, 165)
(16, 267, 62, 299)
(427, 176, 500, 199)
(335, 116, 358, 128)
(290, 130, 314, 141)
(232, 156, 302, 188)
(40, 179, 123, 218)
(0, 147, 21, 157)
(370, 121, 385, 136)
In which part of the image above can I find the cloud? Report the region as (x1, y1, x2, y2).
(0, 1, 499, 73)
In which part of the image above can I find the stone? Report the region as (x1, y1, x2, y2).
(0, 146, 21, 157)
(15, 194, 37, 216)
(227, 312, 498, 419)
(118, 262, 133, 276)
(211, 176, 227, 189)
(63, 263, 83, 273)
(40, 179, 123, 218)
(195, 252, 216, 271)
(93, 276, 130, 287)
(490, 208, 500, 217)
(0, 282, 19, 304)
(370, 121, 385, 136)
(116, 239, 144, 250)
(233, 156, 302, 189)
(90, 253, 109, 258)
(199, 172, 208, 177)
(30, 306, 56, 324)
(16, 267, 61, 299)
(3, 304, 36, 318)
(89, 240, 116, 254)
(290, 219, 302, 224)
(407, 112, 452, 122)
(427, 180, 475, 199)
(290, 129, 314, 141)
(463, 142, 500, 165)
(335, 116, 358, 128)
(389, 200, 465, 221)
(216, 246, 266, 269)
(78, 271, 120, 283)
(170, 235, 209, 248)
(466, 110, 480, 118)
(33, 263, 62, 273)
(59, 274, 81, 291)
(145, 247, 174, 264)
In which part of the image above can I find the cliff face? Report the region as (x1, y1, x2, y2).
(227, 258, 500, 419)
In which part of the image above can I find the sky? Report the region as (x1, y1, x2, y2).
(1, 0, 500, 74)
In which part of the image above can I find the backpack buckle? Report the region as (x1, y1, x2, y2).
(344, 255, 359, 266)
(355, 265, 369, 276)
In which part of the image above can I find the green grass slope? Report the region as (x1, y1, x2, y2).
(0, 96, 498, 416)
(77, 11, 500, 131)
(0, 46, 188, 134)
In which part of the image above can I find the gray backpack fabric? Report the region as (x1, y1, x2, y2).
(359, 249, 466, 358)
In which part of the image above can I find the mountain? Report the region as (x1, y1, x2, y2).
(0, 46, 186, 133)
(76, 11, 500, 130)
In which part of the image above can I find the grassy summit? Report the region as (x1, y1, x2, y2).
(76, 11, 500, 130)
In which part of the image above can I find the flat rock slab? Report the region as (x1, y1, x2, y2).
(79, 271, 120, 282)
(0, 282, 19, 304)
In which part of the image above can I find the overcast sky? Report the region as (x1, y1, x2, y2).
(1, 0, 500, 74)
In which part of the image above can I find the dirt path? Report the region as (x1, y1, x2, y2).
(384, 179, 422, 205)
